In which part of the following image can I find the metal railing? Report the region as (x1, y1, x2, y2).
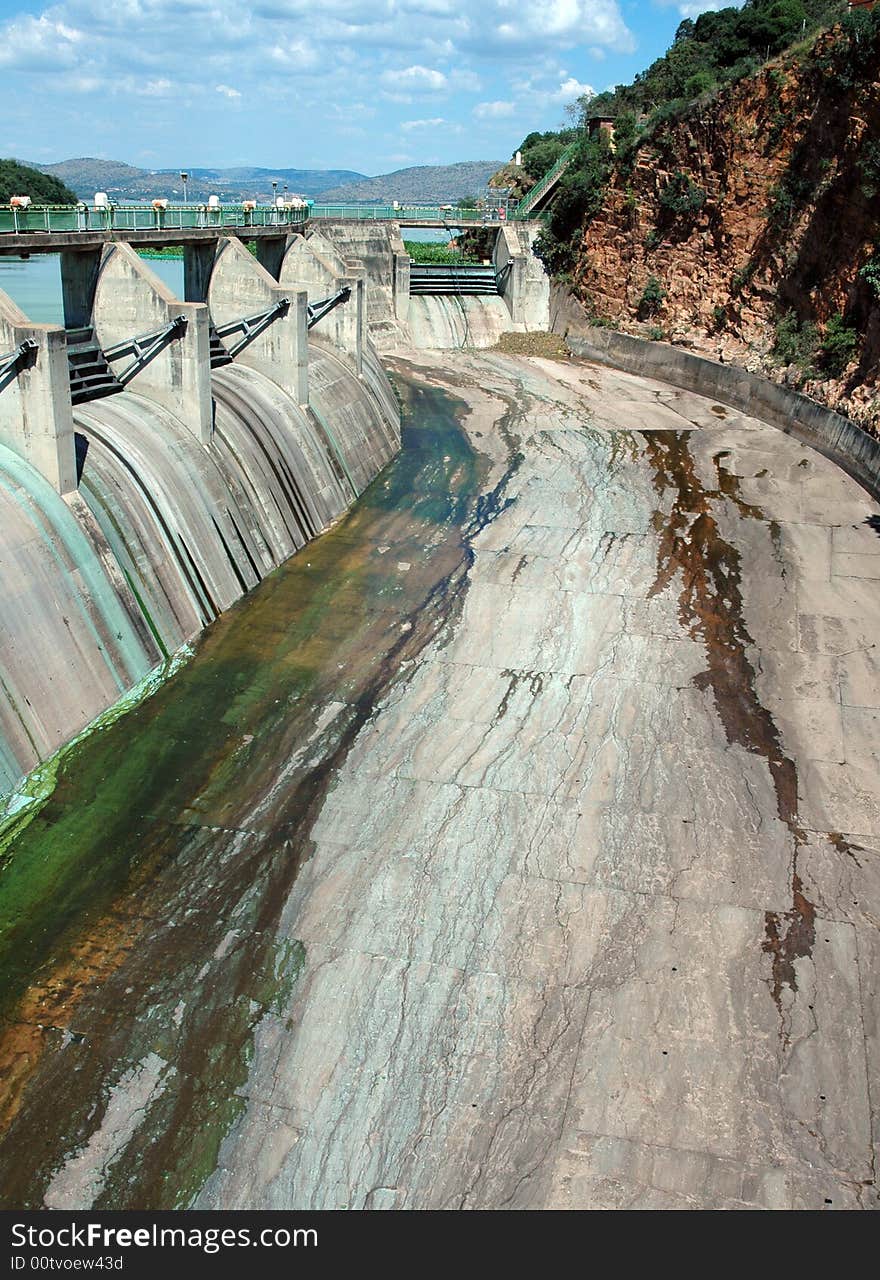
(0, 199, 531, 237)
(514, 142, 580, 218)
(308, 203, 519, 223)
(0, 203, 310, 235)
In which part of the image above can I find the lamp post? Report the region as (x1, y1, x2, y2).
(180, 170, 189, 204)
(271, 179, 278, 223)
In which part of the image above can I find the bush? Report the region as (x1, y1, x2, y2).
(638, 276, 666, 318)
(772, 311, 819, 370)
(859, 250, 880, 301)
(684, 70, 717, 98)
(731, 262, 755, 295)
(533, 136, 612, 275)
(818, 312, 858, 376)
(613, 113, 642, 175)
(858, 139, 880, 199)
(657, 171, 707, 221)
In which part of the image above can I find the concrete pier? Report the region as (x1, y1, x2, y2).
(0, 290, 76, 494)
(91, 243, 212, 444)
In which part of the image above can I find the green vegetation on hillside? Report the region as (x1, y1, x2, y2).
(0, 159, 77, 205)
(520, 1, 872, 279)
(587, 0, 846, 119)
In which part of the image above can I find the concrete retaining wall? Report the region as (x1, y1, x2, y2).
(553, 287, 880, 500)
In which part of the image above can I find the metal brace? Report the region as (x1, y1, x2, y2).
(215, 298, 290, 358)
(0, 339, 38, 387)
(495, 260, 513, 290)
(307, 286, 352, 330)
(103, 315, 188, 386)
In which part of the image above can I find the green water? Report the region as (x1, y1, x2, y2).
(0, 366, 510, 1208)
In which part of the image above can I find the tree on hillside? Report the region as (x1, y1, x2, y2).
(0, 160, 78, 205)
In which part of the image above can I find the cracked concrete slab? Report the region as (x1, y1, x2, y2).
(1, 349, 877, 1211)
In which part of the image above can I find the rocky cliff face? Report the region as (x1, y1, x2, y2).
(570, 28, 880, 434)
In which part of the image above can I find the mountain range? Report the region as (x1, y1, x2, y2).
(30, 158, 505, 204)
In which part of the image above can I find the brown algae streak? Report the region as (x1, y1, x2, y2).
(641, 430, 814, 1031)
(0, 369, 515, 1208)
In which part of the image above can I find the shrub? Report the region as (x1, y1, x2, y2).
(712, 304, 728, 331)
(772, 311, 818, 369)
(613, 113, 641, 174)
(657, 171, 707, 221)
(638, 276, 666, 318)
(684, 70, 717, 98)
(859, 250, 880, 301)
(818, 312, 858, 376)
(404, 240, 478, 265)
(858, 139, 880, 199)
(730, 262, 755, 295)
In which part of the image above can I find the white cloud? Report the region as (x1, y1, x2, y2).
(0, 0, 637, 169)
(548, 75, 595, 104)
(381, 64, 447, 92)
(474, 100, 515, 120)
(401, 117, 447, 130)
(653, 0, 736, 14)
(0, 14, 83, 69)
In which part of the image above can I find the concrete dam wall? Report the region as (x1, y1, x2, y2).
(0, 234, 400, 796)
(315, 221, 550, 350)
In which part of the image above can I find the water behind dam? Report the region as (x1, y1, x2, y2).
(0, 227, 449, 325)
(0, 254, 184, 324)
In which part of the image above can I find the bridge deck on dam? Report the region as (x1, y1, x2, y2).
(0, 349, 878, 1210)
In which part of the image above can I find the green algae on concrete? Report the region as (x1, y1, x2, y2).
(0, 370, 498, 1209)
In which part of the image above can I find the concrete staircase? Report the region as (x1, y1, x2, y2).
(514, 143, 579, 219)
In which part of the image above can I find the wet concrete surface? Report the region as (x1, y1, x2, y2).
(0, 350, 878, 1209)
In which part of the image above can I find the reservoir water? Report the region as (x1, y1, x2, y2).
(0, 255, 184, 324)
(0, 229, 448, 325)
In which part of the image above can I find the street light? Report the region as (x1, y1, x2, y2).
(180, 170, 189, 204)
(271, 179, 278, 223)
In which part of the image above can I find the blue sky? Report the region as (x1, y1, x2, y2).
(0, 0, 726, 174)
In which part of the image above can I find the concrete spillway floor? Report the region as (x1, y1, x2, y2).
(0, 350, 879, 1209)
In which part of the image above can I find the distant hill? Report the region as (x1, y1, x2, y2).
(318, 161, 505, 203)
(31, 158, 369, 203)
(0, 158, 77, 204)
(25, 156, 508, 205)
